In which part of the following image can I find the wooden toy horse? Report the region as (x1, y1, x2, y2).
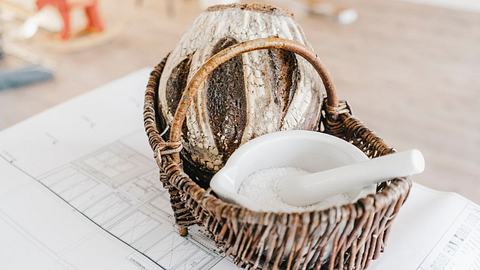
(36, 0, 104, 40)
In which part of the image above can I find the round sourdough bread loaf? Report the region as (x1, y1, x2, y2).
(157, 4, 324, 180)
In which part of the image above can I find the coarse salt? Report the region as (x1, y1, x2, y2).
(238, 167, 352, 212)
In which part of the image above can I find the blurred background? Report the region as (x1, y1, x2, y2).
(0, 0, 479, 202)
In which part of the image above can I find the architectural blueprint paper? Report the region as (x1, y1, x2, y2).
(0, 68, 478, 270)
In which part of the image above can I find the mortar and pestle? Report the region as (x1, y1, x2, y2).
(211, 130, 424, 212)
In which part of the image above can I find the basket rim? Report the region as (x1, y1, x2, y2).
(164, 158, 408, 222)
(143, 57, 412, 224)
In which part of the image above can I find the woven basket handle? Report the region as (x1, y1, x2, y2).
(169, 37, 338, 162)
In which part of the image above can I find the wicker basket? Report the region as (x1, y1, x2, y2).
(143, 37, 411, 270)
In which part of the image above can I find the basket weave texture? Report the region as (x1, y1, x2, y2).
(143, 37, 411, 270)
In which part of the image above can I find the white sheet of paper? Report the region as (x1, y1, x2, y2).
(370, 185, 480, 270)
(0, 69, 478, 270)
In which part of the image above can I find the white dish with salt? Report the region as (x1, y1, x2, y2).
(211, 130, 376, 212)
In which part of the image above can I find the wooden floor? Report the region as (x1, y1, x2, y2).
(1, 0, 479, 202)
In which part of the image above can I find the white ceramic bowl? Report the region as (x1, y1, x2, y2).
(211, 130, 376, 212)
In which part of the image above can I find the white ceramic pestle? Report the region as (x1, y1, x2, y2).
(276, 150, 425, 207)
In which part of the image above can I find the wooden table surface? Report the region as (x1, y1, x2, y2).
(1, 0, 479, 202)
